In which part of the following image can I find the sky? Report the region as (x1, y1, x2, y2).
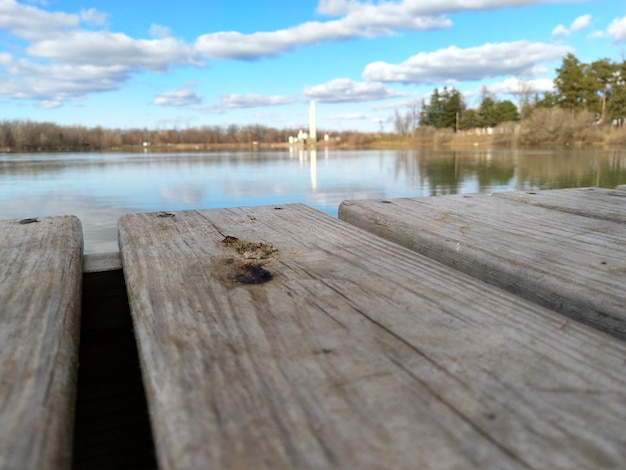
(1, 0, 625, 133)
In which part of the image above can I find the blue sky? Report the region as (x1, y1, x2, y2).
(1, 0, 625, 132)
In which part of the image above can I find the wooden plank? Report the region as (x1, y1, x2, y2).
(493, 187, 626, 223)
(339, 194, 626, 339)
(83, 251, 122, 273)
(0, 216, 83, 470)
(119, 205, 626, 470)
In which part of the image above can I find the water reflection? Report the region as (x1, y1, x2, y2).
(1, 149, 625, 252)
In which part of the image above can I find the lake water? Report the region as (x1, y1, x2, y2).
(2, 148, 625, 253)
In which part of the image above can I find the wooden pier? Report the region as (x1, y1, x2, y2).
(1, 187, 625, 469)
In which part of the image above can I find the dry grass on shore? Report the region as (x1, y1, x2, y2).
(394, 108, 626, 150)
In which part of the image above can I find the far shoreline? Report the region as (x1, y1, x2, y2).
(2, 133, 624, 154)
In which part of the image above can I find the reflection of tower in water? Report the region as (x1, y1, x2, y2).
(293, 148, 318, 190)
(310, 150, 317, 190)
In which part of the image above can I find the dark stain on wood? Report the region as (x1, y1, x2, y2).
(220, 235, 279, 285)
(235, 263, 273, 284)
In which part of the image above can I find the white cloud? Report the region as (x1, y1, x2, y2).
(195, 0, 586, 60)
(39, 100, 64, 109)
(0, 0, 78, 40)
(552, 24, 569, 37)
(362, 41, 572, 84)
(608, 16, 626, 42)
(149, 24, 171, 39)
(196, 0, 571, 60)
(552, 14, 592, 37)
(154, 88, 203, 107)
(1, 49, 198, 106)
(0, 1, 203, 106)
(570, 14, 591, 32)
(0, 30, 205, 104)
(371, 99, 422, 111)
(0, 52, 12, 66)
(80, 8, 107, 26)
(327, 113, 369, 121)
(195, 0, 591, 60)
(317, 0, 584, 18)
(304, 78, 402, 103)
(487, 77, 555, 96)
(27, 31, 202, 70)
(194, 15, 450, 60)
(214, 94, 297, 109)
(0, 54, 131, 102)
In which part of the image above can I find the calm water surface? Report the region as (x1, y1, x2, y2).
(1, 148, 625, 253)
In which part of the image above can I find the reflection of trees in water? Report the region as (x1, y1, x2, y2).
(422, 154, 463, 196)
(392, 150, 463, 195)
(393, 150, 516, 195)
(392, 150, 422, 187)
(473, 154, 516, 189)
(392, 149, 626, 195)
(0, 152, 295, 178)
(514, 150, 626, 190)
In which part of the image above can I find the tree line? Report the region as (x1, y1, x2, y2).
(0, 120, 374, 152)
(394, 53, 626, 134)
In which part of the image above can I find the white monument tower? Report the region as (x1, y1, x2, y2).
(309, 100, 317, 142)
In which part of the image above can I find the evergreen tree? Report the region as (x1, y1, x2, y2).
(476, 96, 519, 127)
(589, 58, 618, 122)
(477, 96, 498, 127)
(555, 53, 589, 110)
(534, 92, 559, 109)
(441, 88, 465, 131)
(494, 100, 520, 123)
(554, 53, 606, 113)
(420, 87, 465, 131)
(459, 109, 480, 130)
(420, 88, 443, 128)
(608, 60, 626, 124)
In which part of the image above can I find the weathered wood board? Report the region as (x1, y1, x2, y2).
(493, 187, 626, 223)
(339, 193, 626, 339)
(0, 216, 83, 469)
(119, 205, 626, 470)
(83, 251, 122, 273)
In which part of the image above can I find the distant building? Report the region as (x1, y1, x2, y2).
(287, 102, 319, 145)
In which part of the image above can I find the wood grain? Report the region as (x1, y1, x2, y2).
(339, 192, 626, 339)
(119, 205, 626, 470)
(493, 187, 626, 223)
(0, 216, 83, 469)
(83, 251, 122, 273)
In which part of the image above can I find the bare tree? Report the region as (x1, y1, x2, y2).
(515, 79, 536, 120)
